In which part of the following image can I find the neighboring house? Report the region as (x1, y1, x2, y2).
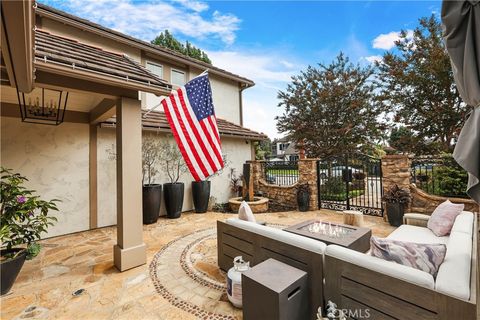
(0, 2, 266, 240)
(270, 137, 299, 161)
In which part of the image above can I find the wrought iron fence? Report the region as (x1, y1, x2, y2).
(411, 155, 468, 198)
(261, 160, 299, 186)
(317, 153, 383, 216)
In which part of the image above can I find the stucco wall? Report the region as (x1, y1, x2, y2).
(96, 128, 252, 226)
(1, 117, 90, 238)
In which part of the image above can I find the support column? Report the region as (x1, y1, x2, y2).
(89, 124, 98, 229)
(114, 97, 146, 271)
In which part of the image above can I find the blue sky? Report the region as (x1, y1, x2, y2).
(42, 0, 441, 138)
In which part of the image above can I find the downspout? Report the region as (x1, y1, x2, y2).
(238, 83, 249, 126)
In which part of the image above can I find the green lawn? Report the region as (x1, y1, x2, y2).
(321, 189, 364, 201)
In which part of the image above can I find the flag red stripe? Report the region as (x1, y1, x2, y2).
(208, 116, 222, 146)
(162, 99, 201, 181)
(198, 119, 223, 166)
(177, 89, 218, 172)
(169, 95, 210, 178)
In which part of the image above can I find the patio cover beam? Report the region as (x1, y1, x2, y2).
(0, 0, 35, 92)
(90, 99, 116, 124)
(114, 97, 146, 271)
(35, 70, 138, 100)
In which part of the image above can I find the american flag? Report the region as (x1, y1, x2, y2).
(162, 73, 224, 181)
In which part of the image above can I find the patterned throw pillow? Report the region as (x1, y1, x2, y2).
(238, 201, 256, 223)
(427, 200, 464, 236)
(370, 236, 446, 277)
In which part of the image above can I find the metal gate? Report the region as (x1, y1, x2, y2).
(317, 153, 383, 216)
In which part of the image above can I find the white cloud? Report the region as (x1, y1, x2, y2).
(372, 30, 413, 50)
(207, 49, 303, 138)
(363, 55, 382, 64)
(45, 0, 240, 44)
(207, 50, 298, 84)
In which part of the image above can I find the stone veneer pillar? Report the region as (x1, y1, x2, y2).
(381, 154, 412, 211)
(298, 159, 319, 210)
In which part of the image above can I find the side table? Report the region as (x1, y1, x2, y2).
(242, 258, 308, 320)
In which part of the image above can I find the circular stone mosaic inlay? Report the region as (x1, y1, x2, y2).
(149, 228, 240, 320)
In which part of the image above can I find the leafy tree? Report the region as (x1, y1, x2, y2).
(375, 15, 469, 152)
(151, 30, 212, 64)
(276, 53, 384, 159)
(254, 139, 272, 160)
(389, 126, 417, 154)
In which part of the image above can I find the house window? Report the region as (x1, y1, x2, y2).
(146, 61, 163, 79)
(171, 69, 186, 86)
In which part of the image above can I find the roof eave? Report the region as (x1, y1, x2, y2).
(100, 122, 267, 141)
(34, 60, 172, 96)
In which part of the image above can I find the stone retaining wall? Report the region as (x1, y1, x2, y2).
(250, 159, 318, 211)
(381, 154, 479, 215)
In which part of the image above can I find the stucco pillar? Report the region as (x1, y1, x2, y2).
(113, 97, 146, 271)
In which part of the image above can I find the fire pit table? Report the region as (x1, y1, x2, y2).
(284, 220, 371, 253)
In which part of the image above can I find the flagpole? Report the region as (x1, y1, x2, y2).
(142, 69, 209, 118)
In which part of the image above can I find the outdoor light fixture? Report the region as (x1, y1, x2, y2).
(16, 87, 69, 125)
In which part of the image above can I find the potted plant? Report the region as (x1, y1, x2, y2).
(0, 168, 59, 295)
(192, 155, 228, 214)
(229, 168, 243, 197)
(382, 184, 411, 226)
(297, 183, 311, 212)
(159, 141, 188, 219)
(142, 137, 162, 224)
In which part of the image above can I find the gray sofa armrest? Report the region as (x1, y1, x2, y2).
(403, 213, 430, 227)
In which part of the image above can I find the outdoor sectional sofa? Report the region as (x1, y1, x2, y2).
(217, 218, 326, 319)
(217, 213, 478, 319)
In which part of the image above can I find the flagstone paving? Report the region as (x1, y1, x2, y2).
(0, 210, 395, 320)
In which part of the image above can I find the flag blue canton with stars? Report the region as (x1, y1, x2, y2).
(185, 74, 215, 121)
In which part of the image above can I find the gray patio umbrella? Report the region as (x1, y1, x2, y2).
(442, 1, 480, 203)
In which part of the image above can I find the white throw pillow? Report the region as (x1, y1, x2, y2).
(238, 201, 256, 223)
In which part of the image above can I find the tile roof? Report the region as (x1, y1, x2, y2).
(36, 3, 254, 86)
(101, 110, 267, 141)
(34, 29, 172, 93)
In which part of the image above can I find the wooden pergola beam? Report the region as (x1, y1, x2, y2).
(89, 98, 116, 124)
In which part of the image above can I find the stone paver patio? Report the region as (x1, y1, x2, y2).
(1, 210, 395, 320)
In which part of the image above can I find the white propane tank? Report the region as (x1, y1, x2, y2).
(227, 256, 250, 308)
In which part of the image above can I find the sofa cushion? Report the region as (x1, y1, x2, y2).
(387, 224, 449, 245)
(450, 211, 474, 236)
(435, 231, 473, 300)
(226, 218, 327, 254)
(238, 201, 256, 223)
(370, 236, 446, 277)
(326, 245, 435, 289)
(427, 200, 464, 236)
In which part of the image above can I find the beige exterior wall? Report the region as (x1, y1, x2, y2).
(1, 116, 252, 236)
(190, 68, 241, 125)
(96, 128, 252, 226)
(1, 116, 90, 237)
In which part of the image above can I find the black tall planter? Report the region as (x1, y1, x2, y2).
(164, 182, 184, 219)
(386, 202, 405, 227)
(143, 184, 162, 224)
(192, 180, 211, 213)
(1, 249, 27, 295)
(297, 191, 310, 212)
